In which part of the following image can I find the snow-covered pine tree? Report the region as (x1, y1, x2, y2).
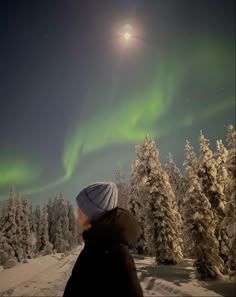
(67, 201, 80, 248)
(129, 135, 183, 263)
(198, 131, 226, 221)
(0, 188, 17, 264)
(214, 139, 228, 188)
(114, 162, 129, 209)
(143, 137, 183, 264)
(14, 193, 24, 261)
(0, 206, 5, 230)
(116, 183, 129, 209)
(33, 205, 42, 255)
(28, 203, 34, 232)
(214, 139, 230, 263)
(50, 194, 69, 253)
(40, 206, 53, 255)
(0, 234, 12, 265)
(136, 135, 161, 257)
(67, 202, 74, 249)
(47, 198, 54, 245)
(226, 124, 236, 148)
(183, 141, 225, 279)
(21, 197, 34, 260)
(182, 141, 198, 196)
(53, 220, 64, 253)
(165, 153, 186, 212)
(183, 141, 198, 174)
(182, 141, 199, 255)
(61, 199, 70, 250)
(197, 131, 227, 263)
(128, 166, 136, 216)
(164, 153, 191, 257)
(128, 159, 147, 254)
(47, 197, 58, 251)
(28, 203, 37, 254)
(221, 125, 236, 271)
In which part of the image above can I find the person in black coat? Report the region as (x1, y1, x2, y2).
(63, 181, 143, 297)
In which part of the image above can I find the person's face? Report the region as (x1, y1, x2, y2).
(77, 208, 90, 227)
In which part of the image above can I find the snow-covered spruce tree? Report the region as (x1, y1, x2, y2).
(115, 162, 129, 210)
(0, 206, 5, 230)
(165, 153, 191, 257)
(28, 203, 37, 254)
(182, 141, 198, 195)
(114, 162, 129, 209)
(50, 194, 69, 252)
(58, 193, 70, 252)
(47, 197, 54, 246)
(197, 131, 228, 263)
(14, 193, 24, 261)
(67, 201, 80, 248)
(21, 198, 34, 260)
(33, 205, 43, 255)
(221, 125, 236, 271)
(53, 220, 64, 253)
(129, 137, 165, 256)
(214, 139, 228, 193)
(183, 141, 225, 279)
(226, 124, 236, 148)
(182, 141, 199, 256)
(117, 183, 129, 209)
(214, 139, 230, 263)
(61, 199, 70, 249)
(28, 203, 35, 232)
(130, 135, 183, 263)
(48, 196, 78, 252)
(128, 159, 147, 254)
(0, 234, 13, 265)
(47, 197, 58, 251)
(144, 140, 183, 264)
(198, 131, 226, 221)
(39, 206, 53, 255)
(0, 188, 17, 264)
(165, 153, 186, 213)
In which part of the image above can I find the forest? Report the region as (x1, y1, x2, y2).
(0, 125, 235, 281)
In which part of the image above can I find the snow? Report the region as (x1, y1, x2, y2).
(0, 246, 235, 297)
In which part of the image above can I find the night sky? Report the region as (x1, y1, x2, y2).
(0, 0, 235, 204)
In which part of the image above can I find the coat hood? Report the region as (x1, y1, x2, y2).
(82, 207, 138, 249)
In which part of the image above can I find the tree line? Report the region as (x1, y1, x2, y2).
(0, 124, 235, 279)
(0, 192, 80, 268)
(128, 125, 235, 280)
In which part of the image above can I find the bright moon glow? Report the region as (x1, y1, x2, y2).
(124, 32, 131, 40)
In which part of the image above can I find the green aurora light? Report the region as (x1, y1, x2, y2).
(63, 41, 234, 178)
(0, 159, 41, 186)
(0, 41, 234, 198)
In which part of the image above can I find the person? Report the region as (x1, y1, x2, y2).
(63, 181, 143, 297)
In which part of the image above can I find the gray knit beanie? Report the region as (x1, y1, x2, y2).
(76, 181, 118, 222)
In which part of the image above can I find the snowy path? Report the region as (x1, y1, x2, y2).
(135, 256, 235, 297)
(0, 248, 80, 297)
(0, 247, 235, 297)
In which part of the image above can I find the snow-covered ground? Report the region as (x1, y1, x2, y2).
(0, 246, 235, 297)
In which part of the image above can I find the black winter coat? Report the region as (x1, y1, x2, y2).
(63, 207, 143, 297)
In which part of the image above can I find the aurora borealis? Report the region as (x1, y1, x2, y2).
(0, 0, 235, 204)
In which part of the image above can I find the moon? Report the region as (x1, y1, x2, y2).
(124, 32, 131, 40)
